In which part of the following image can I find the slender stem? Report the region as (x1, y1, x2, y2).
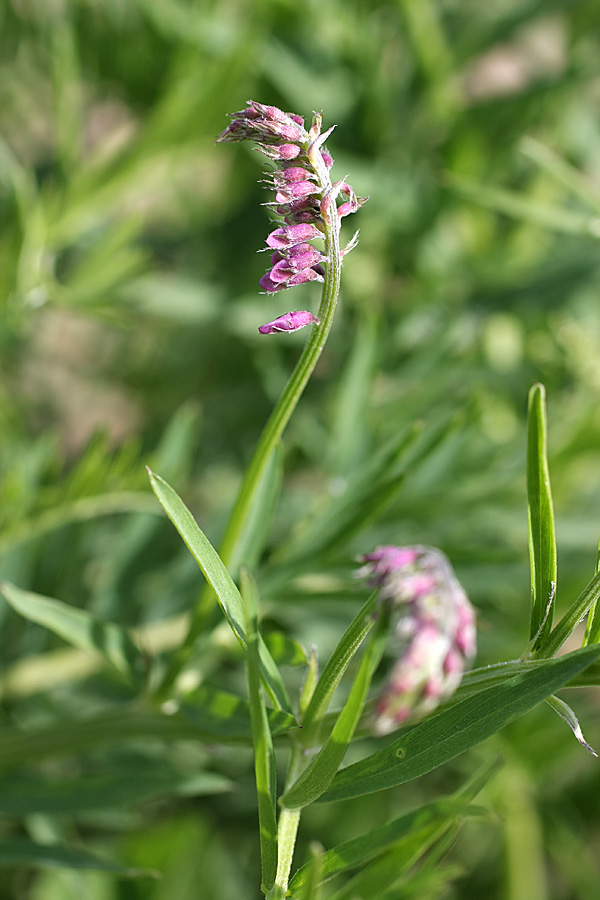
(158, 157, 342, 697)
(266, 740, 305, 900)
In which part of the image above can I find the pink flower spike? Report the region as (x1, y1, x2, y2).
(258, 311, 319, 334)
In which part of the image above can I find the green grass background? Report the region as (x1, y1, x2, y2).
(1, 0, 600, 897)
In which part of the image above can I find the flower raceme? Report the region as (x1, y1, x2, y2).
(357, 545, 477, 734)
(216, 100, 366, 334)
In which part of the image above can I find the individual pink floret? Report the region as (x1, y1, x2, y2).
(258, 311, 319, 334)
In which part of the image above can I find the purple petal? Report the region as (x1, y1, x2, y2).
(258, 310, 319, 334)
(265, 224, 323, 250)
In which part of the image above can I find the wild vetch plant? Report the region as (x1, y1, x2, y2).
(3, 101, 600, 899)
(143, 103, 600, 898)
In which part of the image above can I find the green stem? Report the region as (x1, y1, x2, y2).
(266, 740, 305, 900)
(158, 153, 342, 697)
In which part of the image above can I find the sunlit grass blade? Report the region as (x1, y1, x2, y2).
(536, 570, 600, 659)
(300, 591, 379, 745)
(281, 609, 389, 810)
(241, 568, 278, 892)
(0, 582, 147, 687)
(147, 468, 291, 711)
(320, 644, 600, 803)
(527, 384, 557, 650)
(545, 695, 598, 757)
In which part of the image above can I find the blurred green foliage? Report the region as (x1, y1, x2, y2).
(1, 0, 600, 897)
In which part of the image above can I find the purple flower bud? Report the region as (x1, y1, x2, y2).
(275, 181, 320, 204)
(258, 310, 319, 334)
(286, 243, 327, 269)
(258, 271, 287, 293)
(279, 167, 315, 183)
(256, 143, 302, 161)
(357, 545, 476, 733)
(265, 224, 323, 250)
(269, 259, 323, 285)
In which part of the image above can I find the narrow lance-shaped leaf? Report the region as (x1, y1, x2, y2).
(147, 469, 291, 712)
(281, 608, 390, 810)
(537, 569, 600, 659)
(289, 798, 477, 897)
(289, 756, 500, 896)
(297, 843, 325, 900)
(0, 582, 147, 686)
(583, 540, 600, 646)
(545, 694, 598, 757)
(299, 647, 319, 718)
(527, 384, 557, 650)
(241, 568, 278, 892)
(320, 644, 600, 803)
(301, 590, 378, 745)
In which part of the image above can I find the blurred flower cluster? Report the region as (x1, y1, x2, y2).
(358, 545, 476, 733)
(217, 100, 365, 333)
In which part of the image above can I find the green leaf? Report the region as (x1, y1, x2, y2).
(300, 591, 378, 745)
(0, 582, 147, 685)
(583, 540, 600, 646)
(299, 648, 319, 718)
(148, 469, 246, 641)
(288, 798, 474, 897)
(0, 840, 157, 877)
(147, 468, 291, 712)
(281, 610, 389, 810)
(545, 695, 598, 757)
(289, 757, 499, 897)
(527, 384, 557, 650)
(324, 824, 456, 900)
(297, 843, 325, 900)
(319, 644, 600, 803)
(565, 659, 600, 687)
(538, 570, 600, 658)
(242, 568, 278, 891)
